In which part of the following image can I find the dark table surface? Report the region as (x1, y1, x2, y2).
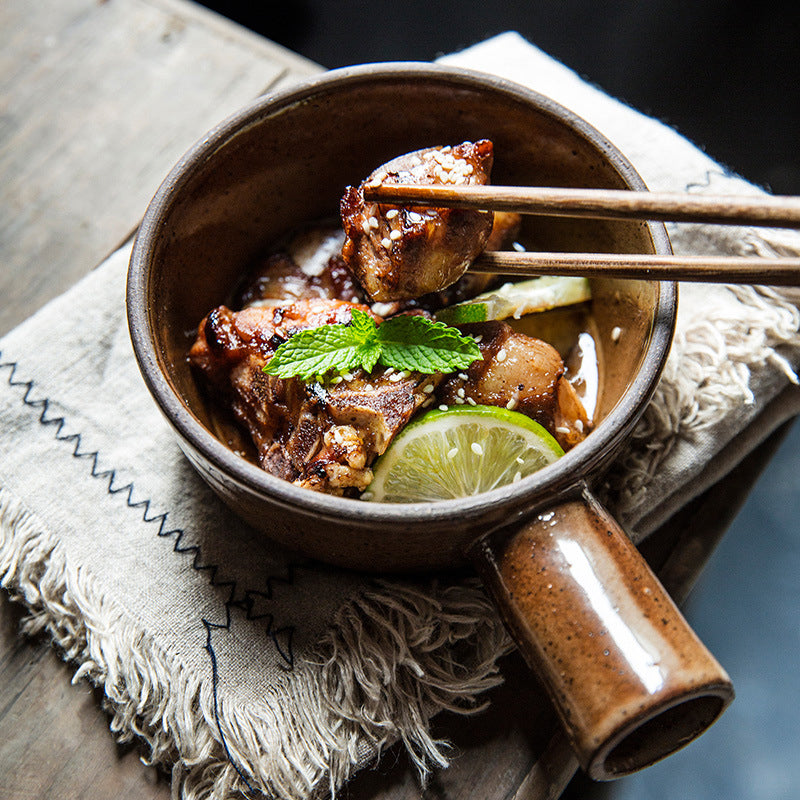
(200, 0, 800, 197)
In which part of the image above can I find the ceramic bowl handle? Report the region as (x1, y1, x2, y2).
(471, 485, 734, 780)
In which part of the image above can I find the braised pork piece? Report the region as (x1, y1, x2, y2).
(189, 298, 441, 495)
(189, 141, 593, 496)
(340, 141, 495, 301)
(437, 322, 590, 450)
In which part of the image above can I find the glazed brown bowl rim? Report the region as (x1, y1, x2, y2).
(127, 61, 676, 529)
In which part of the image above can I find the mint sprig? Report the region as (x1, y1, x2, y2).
(263, 308, 481, 380)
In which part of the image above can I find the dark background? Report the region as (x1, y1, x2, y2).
(199, 3, 800, 799)
(198, 0, 800, 194)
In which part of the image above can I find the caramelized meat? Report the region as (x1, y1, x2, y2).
(189, 299, 440, 494)
(437, 321, 590, 450)
(368, 210, 523, 318)
(236, 226, 364, 308)
(340, 141, 495, 302)
(485, 211, 523, 252)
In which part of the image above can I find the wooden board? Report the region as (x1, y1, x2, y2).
(0, 0, 318, 338)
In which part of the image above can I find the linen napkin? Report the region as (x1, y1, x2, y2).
(2, 32, 800, 800)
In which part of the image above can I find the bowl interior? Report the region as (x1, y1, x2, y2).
(130, 65, 674, 570)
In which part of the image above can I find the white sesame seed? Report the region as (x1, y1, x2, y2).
(575, 419, 584, 432)
(516, 456, 525, 464)
(342, 372, 353, 381)
(389, 229, 402, 241)
(384, 366, 395, 375)
(385, 208, 399, 219)
(438, 404, 449, 411)
(362, 220, 371, 234)
(555, 426, 571, 435)
(332, 376, 343, 384)
(458, 372, 469, 381)
(464, 163, 474, 175)
(381, 237, 391, 248)
(513, 471, 522, 483)
(506, 397, 518, 410)
(423, 383, 435, 393)
(422, 397, 434, 408)
(471, 442, 484, 456)
(611, 326, 622, 342)
(456, 387, 466, 398)
(350, 296, 360, 303)
(466, 397, 477, 406)
(512, 241, 526, 252)
(364, 383, 373, 392)
(390, 372, 404, 382)
(455, 396, 465, 404)
(368, 216, 379, 229)
(473, 334, 483, 343)
(408, 212, 423, 223)
(496, 348, 508, 363)
(447, 447, 459, 459)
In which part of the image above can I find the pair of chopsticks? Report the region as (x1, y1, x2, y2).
(363, 184, 800, 285)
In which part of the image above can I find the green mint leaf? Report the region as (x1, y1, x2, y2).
(262, 308, 480, 380)
(375, 315, 482, 373)
(348, 307, 378, 338)
(263, 319, 378, 380)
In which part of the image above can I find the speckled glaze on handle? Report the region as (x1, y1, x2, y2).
(473, 485, 733, 780)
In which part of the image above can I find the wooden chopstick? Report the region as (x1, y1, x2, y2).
(362, 183, 800, 284)
(471, 251, 800, 286)
(363, 184, 800, 229)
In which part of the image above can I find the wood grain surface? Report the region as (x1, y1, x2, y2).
(0, 2, 789, 799)
(0, 0, 318, 338)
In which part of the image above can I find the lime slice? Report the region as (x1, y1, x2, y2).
(364, 405, 564, 503)
(435, 276, 591, 325)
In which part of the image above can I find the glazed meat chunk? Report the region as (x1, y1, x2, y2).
(189, 298, 440, 494)
(340, 140, 495, 302)
(370, 210, 522, 318)
(437, 321, 589, 450)
(235, 226, 364, 308)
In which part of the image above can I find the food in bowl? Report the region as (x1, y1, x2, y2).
(187, 141, 598, 500)
(340, 140, 495, 301)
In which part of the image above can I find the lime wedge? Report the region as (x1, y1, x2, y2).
(364, 405, 564, 503)
(435, 276, 591, 325)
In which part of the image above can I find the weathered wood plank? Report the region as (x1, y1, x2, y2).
(0, 0, 320, 337)
(0, 2, 318, 799)
(0, 599, 169, 799)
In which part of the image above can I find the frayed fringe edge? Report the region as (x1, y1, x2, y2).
(602, 279, 800, 521)
(0, 486, 512, 800)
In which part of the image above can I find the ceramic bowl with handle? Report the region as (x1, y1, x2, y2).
(127, 63, 732, 781)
